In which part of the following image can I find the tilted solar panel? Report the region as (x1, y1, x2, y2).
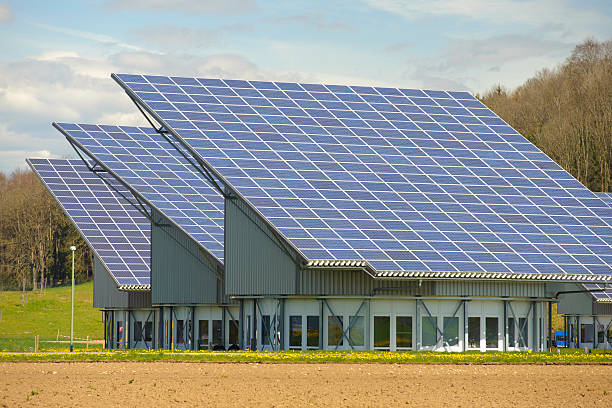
(54, 123, 225, 263)
(586, 192, 612, 299)
(114, 74, 612, 279)
(28, 158, 150, 288)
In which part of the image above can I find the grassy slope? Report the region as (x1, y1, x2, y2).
(0, 281, 103, 351)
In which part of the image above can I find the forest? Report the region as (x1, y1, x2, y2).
(0, 39, 610, 294)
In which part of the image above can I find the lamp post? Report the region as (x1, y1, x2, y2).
(70, 245, 76, 352)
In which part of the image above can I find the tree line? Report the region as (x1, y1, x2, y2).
(0, 169, 91, 299)
(478, 39, 612, 192)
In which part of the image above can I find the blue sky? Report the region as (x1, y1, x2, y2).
(0, 0, 610, 172)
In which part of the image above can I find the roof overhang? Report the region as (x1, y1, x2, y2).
(118, 284, 151, 292)
(305, 259, 612, 283)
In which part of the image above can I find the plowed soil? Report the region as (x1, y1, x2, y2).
(1, 362, 611, 407)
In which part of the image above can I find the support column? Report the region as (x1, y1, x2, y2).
(103, 311, 107, 350)
(463, 300, 468, 352)
(191, 306, 196, 351)
(222, 307, 226, 350)
(532, 301, 537, 351)
(124, 310, 128, 349)
(366, 299, 371, 350)
(169, 306, 174, 350)
(239, 299, 244, 350)
(503, 300, 508, 352)
(576, 315, 580, 347)
(415, 299, 421, 351)
(318, 299, 324, 350)
(280, 298, 286, 351)
(252, 299, 257, 350)
(548, 301, 552, 350)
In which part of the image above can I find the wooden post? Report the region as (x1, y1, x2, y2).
(56, 329, 60, 341)
(86, 336, 90, 351)
(34, 335, 38, 353)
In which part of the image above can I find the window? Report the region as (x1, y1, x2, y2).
(307, 316, 319, 347)
(349, 316, 364, 347)
(396, 316, 412, 348)
(443, 317, 459, 347)
(134, 321, 143, 342)
(328, 316, 343, 346)
(262, 315, 271, 346)
(290, 316, 302, 348)
(229, 320, 239, 345)
(176, 320, 184, 344)
(144, 321, 153, 342)
(508, 317, 515, 347)
(422, 317, 437, 347)
(374, 316, 390, 348)
(212, 320, 222, 346)
(519, 318, 528, 348)
(486, 317, 498, 348)
(581, 324, 594, 343)
(468, 317, 480, 348)
(198, 320, 209, 349)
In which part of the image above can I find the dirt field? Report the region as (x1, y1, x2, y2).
(1, 362, 611, 407)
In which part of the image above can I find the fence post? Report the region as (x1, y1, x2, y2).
(86, 336, 89, 351)
(56, 329, 60, 341)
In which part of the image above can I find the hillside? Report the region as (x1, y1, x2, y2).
(0, 281, 102, 351)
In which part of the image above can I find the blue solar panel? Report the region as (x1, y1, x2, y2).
(28, 158, 150, 288)
(54, 123, 225, 262)
(114, 74, 612, 278)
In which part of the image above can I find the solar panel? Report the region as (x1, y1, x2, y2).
(587, 193, 612, 299)
(114, 74, 612, 279)
(28, 158, 150, 288)
(54, 123, 225, 263)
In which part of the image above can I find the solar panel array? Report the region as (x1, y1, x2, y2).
(115, 74, 612, 277)
(28, 158, 150, 287)
(55, 123, 225, 262)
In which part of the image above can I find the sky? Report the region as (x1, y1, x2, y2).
(0, 0, 610, 173)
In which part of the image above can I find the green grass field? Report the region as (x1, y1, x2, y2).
(0, 281, 103, 351)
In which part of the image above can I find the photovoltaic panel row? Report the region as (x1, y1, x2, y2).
(587, 192, 612, 299)
(115, 74, 612, 277)
(55, 123, 225, 262)
(28, 158, 150, 287)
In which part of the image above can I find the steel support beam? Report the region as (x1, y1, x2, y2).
(239, 299, 244, 350)
(463, 300, 468, 352)
(318, 299, 324, 350)
(416, 298, 421, 351)
(503, 300, 508, 352)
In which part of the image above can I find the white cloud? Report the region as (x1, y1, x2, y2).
(0, 2, 12, 23)
(400, 34, 573, 91)
(103, 0, 258, 15)
(362, 0, 611, 36)
(32, 22, 162, 54)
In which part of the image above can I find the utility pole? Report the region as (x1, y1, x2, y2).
(70, 245, 76, 352)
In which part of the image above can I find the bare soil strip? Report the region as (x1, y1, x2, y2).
(1, 362, 611, 407)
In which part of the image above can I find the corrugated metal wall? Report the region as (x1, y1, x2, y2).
(434, 280, 545, 297)
(300, 269, 434, 296)
(593, 302, 612, 315)
(225, 197, 297, 295)
(93, 255, 128, 308)
(151, 209, 223, 304)
(128, 291, 152, 308)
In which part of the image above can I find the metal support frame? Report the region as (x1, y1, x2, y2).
(224, 306, 239, 347)
(280, 298, 286, 350)
(103, 311, 107, 349)
(532, 300, 538, 351)
(158, 306, 164, 350)
(318, 299, 324, 350)
(191, 306, 196, 351)
(222, 307, 226, 349)
(594, 316, 600, 348)
(239, 300, 244, 349)
(322, 299, 367, 351)
(123, 310, 127, 349)
(416, 298, 421, 351)
(463, 300, 468, 352)
(503, 300, 508, 352)
(548, 301, 552, 350)
(507, 301, 532, 349)
(251, 299, 257, 350)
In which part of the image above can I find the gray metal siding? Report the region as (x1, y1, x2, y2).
(151, 209, 223, 304)
(93, 255, 128, 309)
(557, 291, 595, 315)
(225, 197, 296, 296)
(593, 302, 612, 315)
(434, 280, 545, 298)
(300, 269, 434, 296)
(128, 291, 152, 309)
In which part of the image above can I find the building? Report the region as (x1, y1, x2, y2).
(28, 74, 612, 352)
